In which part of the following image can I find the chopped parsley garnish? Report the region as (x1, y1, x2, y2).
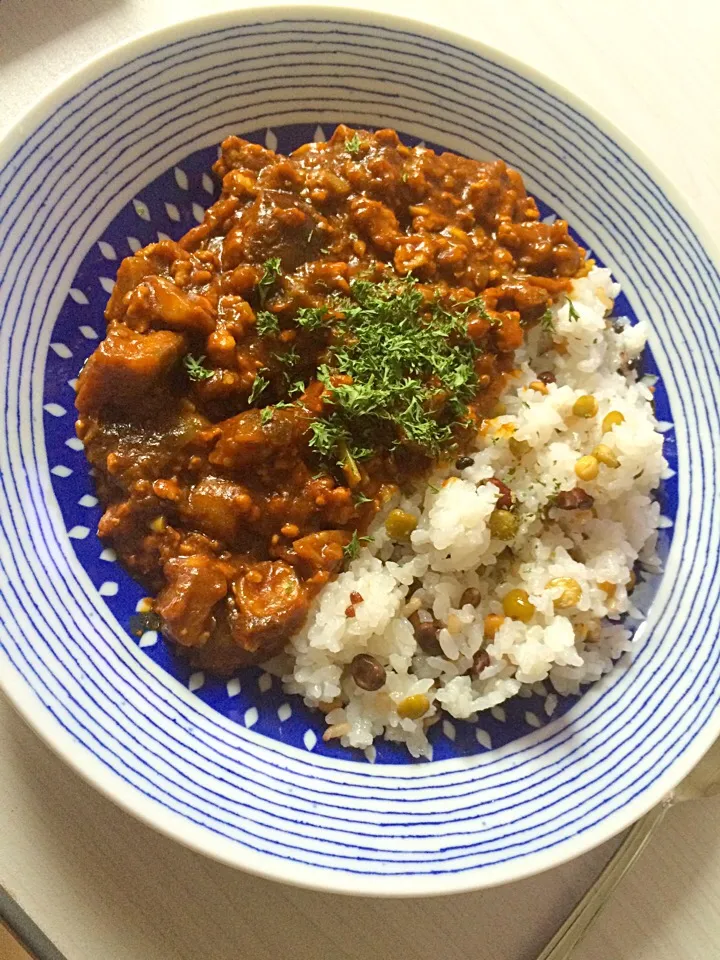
(345, 132, 363, 156)
(307, 275, 481, 466)
(183, 354, 213, 381)
(256, 310, 280, 336)
(261, 401, 296, 426)
(353, 491, 374, 506)
(441, 292, 500, 327)
(539, 307, 555, 333)
(295, 305, 329, 331)
(308, 418, 344, 459)
(566, 297, 580, 321)
(276, 346, 300, 376)
(248, 373, 269, 405)
(343, 530, 373, 562)
(290, 379, 306, 396)
(257, 257, 282, 305)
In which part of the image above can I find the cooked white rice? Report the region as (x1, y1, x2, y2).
(276, 267, 666, 759)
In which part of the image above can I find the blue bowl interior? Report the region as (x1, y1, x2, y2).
(43, 122, 677, 764)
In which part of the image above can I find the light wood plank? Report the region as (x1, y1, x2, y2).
(0, 921, 35, 960)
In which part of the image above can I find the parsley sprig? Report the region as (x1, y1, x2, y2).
(260, 401, 295, 425)
(345, 132, 364, 156)
(248, 373, 269, 405)
(256, 310, 280, 336)
(540, 307, 555, 333)
(343, 530, 373, 561)
(183, 354, 213, 381)
(295, 305, 329, 331)
(257, 257, 282, 306)
(566, 297, 580, 321)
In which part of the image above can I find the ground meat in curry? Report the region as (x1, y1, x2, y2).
(75, 125, 584, 674)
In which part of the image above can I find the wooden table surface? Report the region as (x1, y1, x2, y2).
(1, 1, 719, 958)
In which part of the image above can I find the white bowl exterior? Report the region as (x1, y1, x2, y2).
(0, 9, 719, 895)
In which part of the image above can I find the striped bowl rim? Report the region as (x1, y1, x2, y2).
(0, 7, 718, 895)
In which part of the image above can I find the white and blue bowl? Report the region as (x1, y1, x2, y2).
(1, 8, 719, 895)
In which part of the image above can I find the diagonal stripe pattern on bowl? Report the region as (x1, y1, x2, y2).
(0, 10, 718, 895)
